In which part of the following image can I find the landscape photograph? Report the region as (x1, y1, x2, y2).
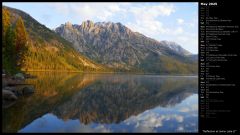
(2, 2, 198, 133)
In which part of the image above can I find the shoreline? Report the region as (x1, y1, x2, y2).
(24, 70, 198, 77)
(2, 72, 36, 108)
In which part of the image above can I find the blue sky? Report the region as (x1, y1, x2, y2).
(3, 2, 198, 54)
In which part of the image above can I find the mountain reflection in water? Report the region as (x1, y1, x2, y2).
(2, 72, 198, 133)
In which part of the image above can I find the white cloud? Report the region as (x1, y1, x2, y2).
(191, 104, 198, 111)
(70, 3, 119, 21)
(108, 4, 121, 12)
(124, 4, 197, 54)
(71, 124, 111, 133)
(177, 126, 184, 131)
(177, 18, 184, 25)
(174, 115, 184, 123)
(48, 3, 126, 22)
(125, 3, 175, 38)
(126, 19, 166, 39)
(129, 3, 175, 19)
(173, 27, 184, 35)
(123, 110, 187, 132)
(179, 107, 190, 113)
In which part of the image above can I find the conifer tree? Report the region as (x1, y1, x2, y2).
(4, 27, 17, 74)
(2, 8, 11, 63)
(2, 8, 11, 46)
(2, 8, 17, 74)
(15, 17, 28, 69)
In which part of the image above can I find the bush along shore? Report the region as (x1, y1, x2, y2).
(2, 70, 37, 108)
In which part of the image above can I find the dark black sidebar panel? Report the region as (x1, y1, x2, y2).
(199, 0, 239, 134)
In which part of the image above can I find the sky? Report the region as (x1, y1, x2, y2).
(3, 2, 198, 54)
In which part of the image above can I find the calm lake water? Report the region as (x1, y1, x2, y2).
(2, 72, 198, 133)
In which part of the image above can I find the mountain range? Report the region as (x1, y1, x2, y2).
(4, 6, 198, 74)
(55, 20, 198, 74)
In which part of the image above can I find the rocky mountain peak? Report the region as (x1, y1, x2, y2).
(160, 40, 192, 56)
(93, 21, 127, 33)
(65, 21, 73, 29)
(81, 20, 94, 29)
(65, 21, 72, 26)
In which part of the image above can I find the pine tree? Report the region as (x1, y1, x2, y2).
(15, 17, 28, 69)
(3, 27, 17, 74)
(2, 8, 18, 74)
(2, 8, 11, 68)
(2, 8, 11, 46)
(3, 9, 29, 74)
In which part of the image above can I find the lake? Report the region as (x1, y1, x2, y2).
(2, 72, 198, 133)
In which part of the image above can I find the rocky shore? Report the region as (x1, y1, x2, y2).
(2, 71, 37, 108)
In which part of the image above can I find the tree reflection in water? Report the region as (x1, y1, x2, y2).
(2, 72, 198, 133)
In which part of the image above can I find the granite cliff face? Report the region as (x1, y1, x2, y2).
(55, 20, 197, 74)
